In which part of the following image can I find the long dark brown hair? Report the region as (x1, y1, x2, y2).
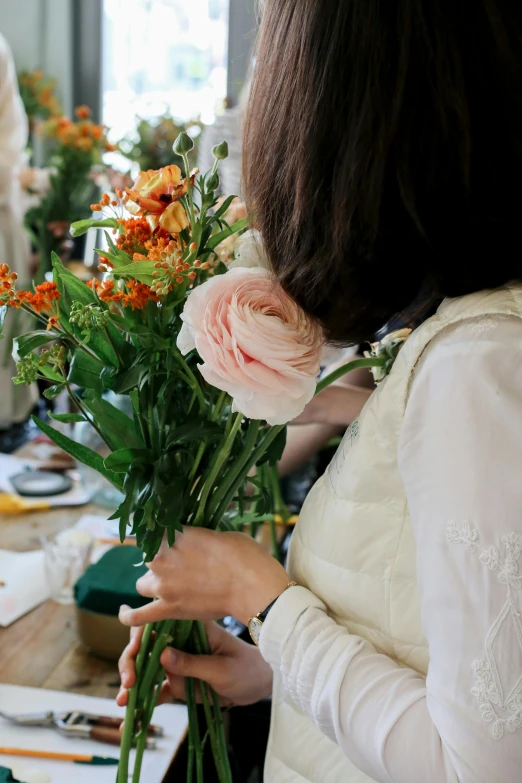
(243, 0, 522, 343)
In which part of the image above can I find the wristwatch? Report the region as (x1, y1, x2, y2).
(247, 581, 298, 645)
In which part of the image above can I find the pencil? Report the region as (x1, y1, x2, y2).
(0, 747, 119, 765)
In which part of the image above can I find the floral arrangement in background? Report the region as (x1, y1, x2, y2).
(118, 111, 203, 174)
(18, 69, 62, 132)
(2, 132, 385, 782)
(24, 105, 115, 281)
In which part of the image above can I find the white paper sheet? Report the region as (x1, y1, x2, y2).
(0, 550, 49, 627)
(0, 684, 188, 783)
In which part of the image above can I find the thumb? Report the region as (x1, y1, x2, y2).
(161, 647, 225, 687)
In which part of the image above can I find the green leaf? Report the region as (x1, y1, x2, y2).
(52, 253, 120, 367)
(104, 447, 152, 473)
(109, 315, 151, 335)
(43, 384, 64, 400)
(67, 349, 103, 392)
(115, 471, 141, 541)
(81, 395, 144, 450)
(39, 365, 64, 383)
(206, 217, 248, 250)
(49, 412, 86, 423)
(165, 422, 223, 449)
(31, 415, 124, 490)
(13, 331, 60, 358)
(212, 194, 237, 221)
(257, 426, 288, 467)
(111, 261, 156, 285)
(52, 252, 97, 307)
(70, 217, 118, 237)
(110, 364, 142, 393)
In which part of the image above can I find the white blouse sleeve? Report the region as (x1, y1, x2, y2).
(259, 315, 522, 783)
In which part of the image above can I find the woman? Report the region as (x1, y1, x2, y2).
(118, 2, 522, 781)
(0, 33, 36, 433)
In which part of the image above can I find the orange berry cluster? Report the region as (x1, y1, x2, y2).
(0, 263, 18, 295)
(150, 241, 210, 296)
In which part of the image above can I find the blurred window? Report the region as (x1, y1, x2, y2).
(102, 0, 229, 140)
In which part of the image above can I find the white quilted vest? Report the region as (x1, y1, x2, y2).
(265, 284, 522, 783)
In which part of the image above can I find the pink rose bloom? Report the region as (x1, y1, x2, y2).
(177, 267, 323, 425)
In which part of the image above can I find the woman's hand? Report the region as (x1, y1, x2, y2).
(117, 622, 273, 708)
(118, 528, 289, 628)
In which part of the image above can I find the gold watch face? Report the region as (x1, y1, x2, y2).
(248, 616, 263, 646)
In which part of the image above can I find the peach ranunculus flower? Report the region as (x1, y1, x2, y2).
(125, 165, 193, 234)
(177, 267, 323, 425)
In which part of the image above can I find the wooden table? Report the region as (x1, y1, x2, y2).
(0, 502, 121, 699)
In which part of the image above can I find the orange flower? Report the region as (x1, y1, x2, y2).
(125, 165, 189, 233)
(88, 277, 156, 310)
(91, 125, 104, 141)
(88, 279, 115, 303)
(75, 136, 93, 152)
(46, 316, 60, 331)
(0, 263, 18, 300)
(116, 217, 153, 255)
(75, 105, 91, 119)
(9, 281, 60, 314)
(119, 279, 158, 310)
(144, 234, 178, 262)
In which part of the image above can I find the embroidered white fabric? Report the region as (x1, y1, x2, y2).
(260, 316, 522, 783)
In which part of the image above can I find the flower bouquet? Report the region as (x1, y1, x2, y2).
(25, 106, 115, 281)
(1, 132, 385, 782)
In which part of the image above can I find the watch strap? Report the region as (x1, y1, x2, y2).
(255, 581, 298, 623)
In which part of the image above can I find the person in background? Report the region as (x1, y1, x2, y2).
(0, 33, 36, 446)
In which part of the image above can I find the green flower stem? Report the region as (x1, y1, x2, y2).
(137, 620, 173, 703)
(182, 153, 197, 235)
(211, 390, 227, 422)
(192, 634, 228, 783)
(211, 424, 285, 527)
(207, 418, 261, 524)
(188, 439, 207, 486)
(185, 677, 204, 783)
(132, 668, 163, 783)
(185, 679, 195, 783)
(63, 379, 110, 448)
(193, 412, 244, 527)
(194, 622, 231, 783)
(171, 345, 206, 413)
(269, 515, 280, 561)
(117, 622, 154, 783)
(268, 463, 288, 518)
(315, 356, 386, 395)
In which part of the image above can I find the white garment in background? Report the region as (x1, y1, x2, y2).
(261, 289, 522, 782)
(0, 32, 36, 427)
